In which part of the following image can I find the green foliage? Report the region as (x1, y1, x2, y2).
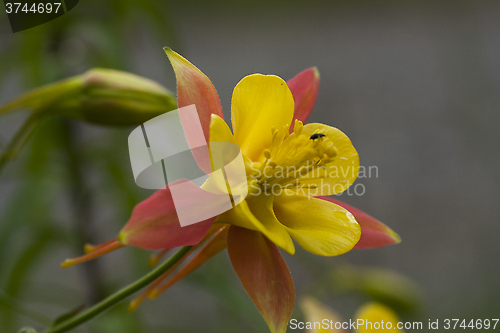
(0, 1, 182, 332)
(325, 265, 423, 314)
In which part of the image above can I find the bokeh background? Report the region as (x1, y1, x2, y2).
(0, 0, 499, 332)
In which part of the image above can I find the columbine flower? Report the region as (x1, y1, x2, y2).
(62, 49, 400, 333)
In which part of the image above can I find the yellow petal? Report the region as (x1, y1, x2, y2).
(216, 195, 295, 255)
(292, 123, 359, 196)
(273, 190, 360, 256)
(231, 74, 294, 162)
(206, 114, 252, 198)
(209, 114, 254, 171)
(300, 297, 346, 333)
(354, 302, 404, 333)
(208, 114, 237, 184)
(322, 197, 401, 249)
(209, 114, 235, 144)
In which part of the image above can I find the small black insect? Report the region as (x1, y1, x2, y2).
(309, 133, 326, 141)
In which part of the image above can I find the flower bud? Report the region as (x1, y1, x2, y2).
(1, 68, 177, 126)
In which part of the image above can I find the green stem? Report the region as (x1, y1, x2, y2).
(0, 112, 41, 173)
(43, 246, 192, 333)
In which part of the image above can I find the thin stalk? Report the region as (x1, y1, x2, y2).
(0, 112, 41, 173)
(42, 246, 192, 333)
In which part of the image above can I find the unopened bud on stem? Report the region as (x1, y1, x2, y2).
(0, 69, 178, 172)
(0, 68, 178, 126)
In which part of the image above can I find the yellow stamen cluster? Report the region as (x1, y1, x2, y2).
(247, 120, 338, 193)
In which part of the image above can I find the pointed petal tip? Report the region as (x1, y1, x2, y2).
(358, 222, 402, 249)
(83, 243, 94, 254)
(60, 259, 73, 269)
(318, 197, 400, 249)
(148, 290, 160, 300)
(211, 113, 220, 120)
(163, 47, 187, 67)
(163, 47, 193, 69)
(117, 231, 127, 245)
(390, 229, 402, 244)
(359, 222, 401, 249)
(163, 48, 224, 142)
(163, 46, 174, 55)
(59, 239, 124, 269)
(127, 299, 140, 312)
(312, 66, 320, 79)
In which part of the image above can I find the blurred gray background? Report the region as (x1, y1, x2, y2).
(1, 0, 499, 332)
